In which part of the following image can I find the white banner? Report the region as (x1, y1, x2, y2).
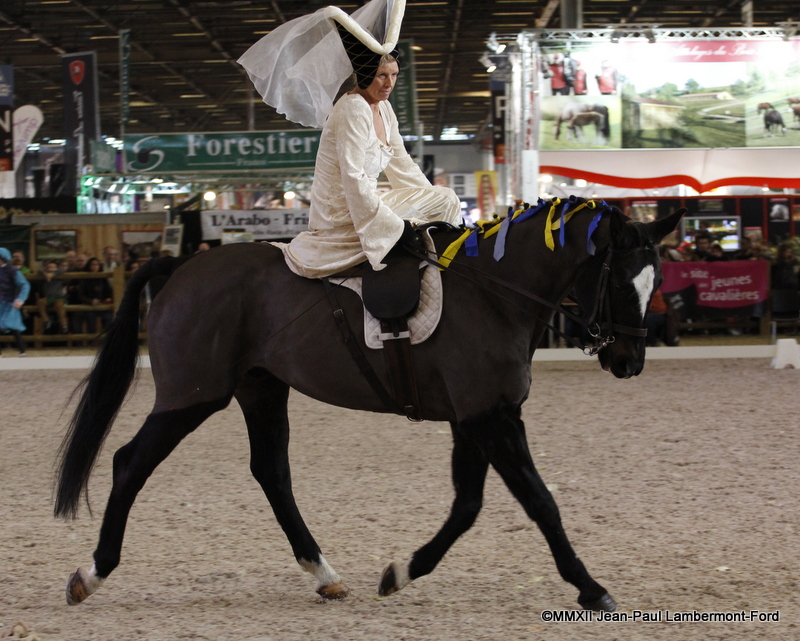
(201, 209, 309, 241)
(14, 105, 43, 170)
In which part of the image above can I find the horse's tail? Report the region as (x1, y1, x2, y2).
(54, 256, 184, 519)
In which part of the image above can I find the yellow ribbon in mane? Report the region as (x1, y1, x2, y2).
(438, 199, 599, 265)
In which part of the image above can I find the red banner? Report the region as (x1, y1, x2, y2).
(661, 261, 769, 309)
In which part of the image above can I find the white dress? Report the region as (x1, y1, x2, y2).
(280, 94, 462, 278)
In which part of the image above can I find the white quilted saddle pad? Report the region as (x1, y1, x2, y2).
(330, 232, 442, 349)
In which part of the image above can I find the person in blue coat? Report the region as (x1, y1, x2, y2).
(0, 247, 30, 356)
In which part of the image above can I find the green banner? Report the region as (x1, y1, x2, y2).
(124, 130, 322, 173)
(388, 40, 418, 137)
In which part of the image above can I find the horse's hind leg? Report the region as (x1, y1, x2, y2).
(66, 397, 230, 605)
(235, 368, 348, 600)
(379, 422, 489, 596)
(458, 402, 616, 612)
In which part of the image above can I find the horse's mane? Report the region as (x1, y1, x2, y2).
(430, 198, 619, 267)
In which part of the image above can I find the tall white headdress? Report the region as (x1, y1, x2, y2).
(238, 0, 406, 129)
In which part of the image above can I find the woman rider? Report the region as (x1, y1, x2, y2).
(238, 0, 462, 278)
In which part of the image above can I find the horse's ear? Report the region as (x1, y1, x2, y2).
(609, 207, 637, 249)
(645, 208, 686, 244)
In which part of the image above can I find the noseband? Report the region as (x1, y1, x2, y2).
(578, 256, 648, 356)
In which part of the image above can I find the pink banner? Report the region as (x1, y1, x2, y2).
(661, 261, 769, 309)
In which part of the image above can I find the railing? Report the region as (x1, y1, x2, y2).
(0, 266, 144, 348)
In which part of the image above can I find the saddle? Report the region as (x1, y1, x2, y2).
(323, 229, 433, 421)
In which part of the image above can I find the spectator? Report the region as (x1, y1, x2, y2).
(734, 236, 771, 261)
(0, 247, 30, 356)
(645, 288, 679, 346)
(11, 251, 31, 276)
(684, 232, 713, 261)
(102, 246, 121, 272)
(771, 242, 799, 290)
(196, 242, 211, 253)
(66, 253, 90, 304)
(707, 242, 727, 262)
(64, 250, 77, 271)
(35, 260, 69, 334)
(72, 257, 113, 334)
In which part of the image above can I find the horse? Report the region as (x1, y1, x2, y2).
(54, 201, 684, 612)
(788, 96, 800, 106)
(757, 102, 773, 114)
(764, 109, 786, 136)
(791, 104, 800, 124)
(554, 102, 610, 142)
(567, 111, 603, 144)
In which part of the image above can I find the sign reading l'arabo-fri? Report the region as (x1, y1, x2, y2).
(124, 130, 321, 173)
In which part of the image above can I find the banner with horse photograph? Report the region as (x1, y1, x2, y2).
(538, 39, 800, 150)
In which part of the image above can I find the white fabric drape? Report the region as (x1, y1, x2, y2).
(238, 0, 406, 128)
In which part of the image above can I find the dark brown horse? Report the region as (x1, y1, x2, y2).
(55, 202, 684, 612)
(554, 102, 610, 142)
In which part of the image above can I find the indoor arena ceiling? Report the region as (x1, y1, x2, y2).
(3, 0, 800, 143)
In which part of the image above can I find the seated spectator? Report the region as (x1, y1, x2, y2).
(102, 245, 121, 272)
(72, 257, 113, 334)
(772, 242, 799, 291)
(11, 251, 31, 276)
(35, 260, 69, 334)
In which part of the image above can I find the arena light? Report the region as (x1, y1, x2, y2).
(284, 190, 296, 200)
(203, 190, 217, 201)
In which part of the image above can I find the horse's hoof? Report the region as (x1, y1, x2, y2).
(65, 566, 103, 606)
(581, 592, 617, 612)
(66, 569, 91, 605)
(378, 561, 410, 597)
(316, 581, 350, 600)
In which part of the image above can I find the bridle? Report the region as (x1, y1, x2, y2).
(406, 243, 649, 356)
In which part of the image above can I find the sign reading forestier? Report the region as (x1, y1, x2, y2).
(124, 130, 322, 173)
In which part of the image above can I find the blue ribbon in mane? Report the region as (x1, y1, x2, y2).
(586, 200, 610, 256)
(559, 196, 579, 248)
(493, 199, 548, 262)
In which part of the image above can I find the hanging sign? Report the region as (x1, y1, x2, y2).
(124, 130, 321, 173)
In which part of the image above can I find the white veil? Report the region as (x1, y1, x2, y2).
(238, 0, 406, 129)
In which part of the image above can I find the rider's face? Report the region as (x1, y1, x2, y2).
(360, 61, 399, 105)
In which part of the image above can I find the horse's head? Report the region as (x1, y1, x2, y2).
(577, 207, 684, 378)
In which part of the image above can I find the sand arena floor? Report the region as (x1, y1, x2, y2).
(1, 357, 798, 641)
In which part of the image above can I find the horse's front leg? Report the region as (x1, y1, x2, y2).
(379, 422, 489, 596)
(459, 402, 616, 612)
(235, 370, 349, 600)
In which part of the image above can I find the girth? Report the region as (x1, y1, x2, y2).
(322, 242, 425, 421)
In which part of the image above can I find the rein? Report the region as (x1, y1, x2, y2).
(406, 213, 648, 355)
